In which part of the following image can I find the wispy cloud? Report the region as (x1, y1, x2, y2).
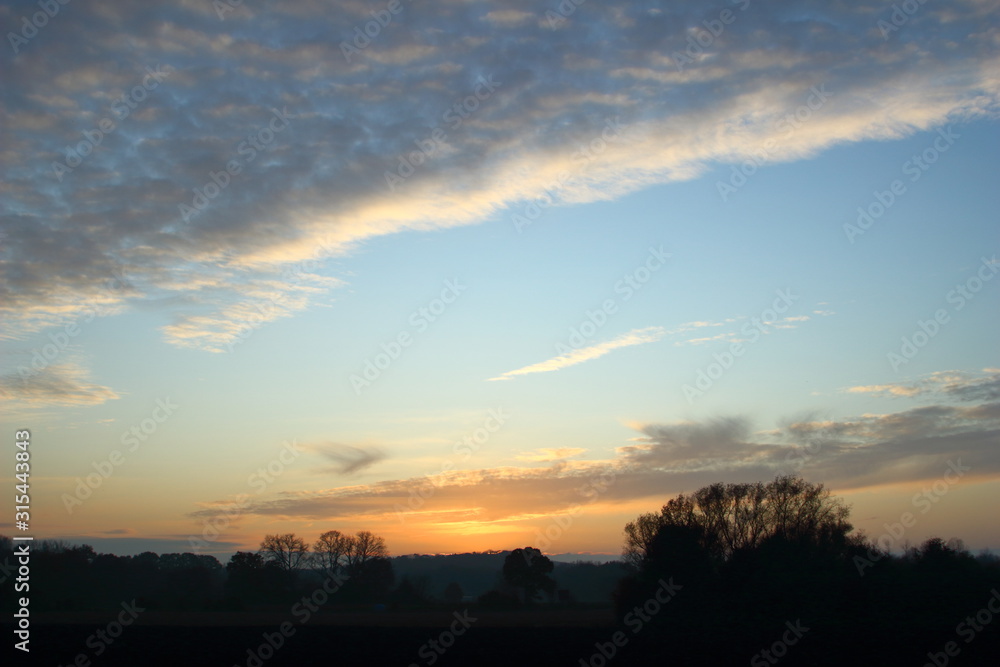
(847, 383, 924, 397)
(664, 319, 737, 336)
(310, 443, 387, 475)
(488, 326, 665, 381)
(846, 369, 1000, 401)
(0, 361, 119, 407)
(160, 273, 341, 353)
(514, 447, 587, 463)
(680, 332, 734, 346)
(667, 310, 820, 346)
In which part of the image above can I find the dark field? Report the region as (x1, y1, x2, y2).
(14, 620, 604, 667)
(9, 609, 1000, 667)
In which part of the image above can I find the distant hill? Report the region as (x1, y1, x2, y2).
(546, 552, 621, 564)
(391, 551, 626, 603)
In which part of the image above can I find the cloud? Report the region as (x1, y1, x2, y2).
(482, 9, 534, 27)
(847, 383, 924, 397)
(666, 307, 821, 347)
(190, 462, 629, 525)
(624, 399, 1000, 491)
(160, 272, 342, 353)
(680, 332, 734, 346)
(488, 326, 665, 381)
(618, 416, 783, 470)
(1, 1, 996, 348)
(514, 447, 588, 462)
(192, 390, 1000, 526)
(0, 361, 120, 407)
(846, 369, 1000, 401)
(934, 370, 1000, 402)
(311, 443, 386, 475)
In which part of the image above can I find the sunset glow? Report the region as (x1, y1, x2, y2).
(1, 0, 998, 566)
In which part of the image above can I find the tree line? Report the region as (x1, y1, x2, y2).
(608, 475, 1000, 663)
(2, 474, 998, 664)
(251, 529, 388, 574)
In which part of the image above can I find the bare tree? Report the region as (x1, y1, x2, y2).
(259, 533, 309, 571)
(345, 530, 388, 570)
(313, 530, 353, 574)
(623, 493, 700, 569)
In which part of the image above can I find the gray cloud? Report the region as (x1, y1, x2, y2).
(847, 369, 1000, 402)
(311, 442, 387, 475)
(0, 361, 120, 407)
(1, 0, 997, 358)
(626, 403, 1000, 491)
(192, 393, 1000, 524)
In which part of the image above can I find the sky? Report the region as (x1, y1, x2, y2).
(1, 0, 998, 562)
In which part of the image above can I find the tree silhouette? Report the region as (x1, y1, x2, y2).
(259, 533, 309, 572)
(346, 530, 388, 572)
(611, 477, 1000, 663)
(313, 530, 352, 575)
(502, 547, 555, 603)
(443, 581, 464, 604)
(391, 575, 431, 607)
(225, 550, 286, 606)
(227, 550, 265, 573)
(3, 520, 1000, 665)
(342, 556, 395, 603)
(623, 474, 852, 567)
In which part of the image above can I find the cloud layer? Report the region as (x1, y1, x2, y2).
(2, 0, 997, 361)
(193, 371, 1000, 528)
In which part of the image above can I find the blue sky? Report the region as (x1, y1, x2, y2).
(1, 0, 998, 559)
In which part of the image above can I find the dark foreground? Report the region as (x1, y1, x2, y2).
(7, 612, 1000, 667)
